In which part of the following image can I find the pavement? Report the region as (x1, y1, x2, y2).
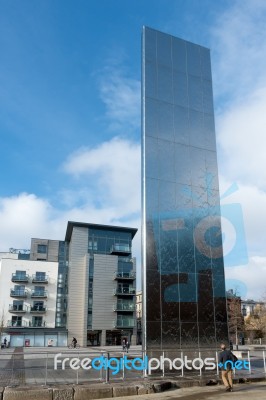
(101, 382, 266, 399)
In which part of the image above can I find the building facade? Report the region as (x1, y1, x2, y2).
(142, 27, 228, 351)
(65, 222, 137, 347)
(0, 254, 66, 347)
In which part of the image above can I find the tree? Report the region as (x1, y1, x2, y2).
(227, 289, 244, 349)
(244, 294, 266, 343)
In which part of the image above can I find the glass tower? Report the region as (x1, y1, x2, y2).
(142, 27, 228, 351)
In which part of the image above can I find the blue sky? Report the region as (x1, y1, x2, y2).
(1, 0, 266, 299)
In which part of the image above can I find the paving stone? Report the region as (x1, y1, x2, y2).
(112, 385, 137, 397)
(74, 384, 113, 400)
(53, 386, 74, 400)
(3, 386, 52, 400)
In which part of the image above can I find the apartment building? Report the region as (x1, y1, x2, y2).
(0, 221, 138, 347)
(0, 252, 67, 347)
(66, 221, 137, 347)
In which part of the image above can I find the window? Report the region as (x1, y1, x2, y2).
(32, 316, 43, 327)
(37, 244, 47, 254)
(11, 316, 22, 326)
(15, 270, 26, 278)
(88, 240, 97, 251)
(36, 272, 46, 280)
(13, 300, 24, 311)
(33, 301, 44, 311)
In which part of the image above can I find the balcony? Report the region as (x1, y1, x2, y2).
(114, 288, 136, 296)
(110, 244, 131, 256)
(7, 320, 29, 327)
(30, 321, 46, 327)
(30, 306, 46, 313)
(115, 318, 135, 328)
(31, 290, 47, 298)
(8, 304, 28, 313)
(32, 274, 48, 284)
(11, 273, 29, 283)
(10, 289, 27, 298)
(114, 271, 136, 280)
(114, 302, 135, 312)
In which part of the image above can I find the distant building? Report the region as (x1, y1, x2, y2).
(0, 252, 65, 347)
(0, 221, 138, 348)
(65, 222, 137, 347)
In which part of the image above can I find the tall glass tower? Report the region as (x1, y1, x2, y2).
(141, 27, 228, 352)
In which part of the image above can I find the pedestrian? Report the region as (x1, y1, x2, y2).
(3, 338, 7, 348)
(122, 338, 126, 352)
(218, 343, 238, 392)
(72, 337, 77, 348)
(126, 340, 130, 353)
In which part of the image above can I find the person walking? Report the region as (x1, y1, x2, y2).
(3, 338, 7, 348)
(122, 338, 126, 352)
(125, 340, 130, 353)
(72, 337, 77, 348)
(218, 343, 237, 392)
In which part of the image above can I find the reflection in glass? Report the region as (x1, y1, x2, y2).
(142, 27, 228, 351)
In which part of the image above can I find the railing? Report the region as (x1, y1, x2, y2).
(114, 288, 136, 295)
(7, 320, 29, 327)
(0, 348, 265, 386)
(30, 307, 46, 313)
(10, 289, 27, 297)
(11, 273, 29, 282)
(115, 303, 135, 311)
(31, 291, 47, 298)
(110, 244, 131, 255)
(32, 274, 49, 283)
(115, 319, 135, 328)
(114, 272, 136, 280)
(30, 321, 46, 327)
(8, 304, 28, 313)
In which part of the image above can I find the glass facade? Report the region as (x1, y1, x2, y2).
(55, 241, 68, 327)
(142, 27, 228, 350)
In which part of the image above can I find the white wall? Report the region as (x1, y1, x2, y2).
(0, 258, 58, 328)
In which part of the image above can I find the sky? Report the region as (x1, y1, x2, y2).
(0, 0, 266, 300)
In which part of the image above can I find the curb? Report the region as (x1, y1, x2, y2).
(1, 376, 265, 400)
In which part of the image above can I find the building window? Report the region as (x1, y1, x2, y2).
(11, 316, 22, 326)
(32, 301, 44, 311)
(32, 316, 43, 327)
(88, 241, 97, 251)
(37, 244, 47, 254)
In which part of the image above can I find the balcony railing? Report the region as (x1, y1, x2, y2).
(7, 320, 29, 327)
(8, 304, 28, 313)
(30, 306, 46, 313)
(114, 288, 136, 296)
(32, 274, 49, 284)
(115, 303, 135, 312)
(110, 244, 131, 256)
(30, 321, 46, 327)
(115, 319, 135, 328)
(11, 273, 29, 283)
(10, 289, 27, 298)
(31, 291, 47, 298)
(114, 271, 136, 280)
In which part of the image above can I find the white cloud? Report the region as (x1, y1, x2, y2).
(225, 256, 266, 300)
(217, 87, 266, 189)
(211, 1, 266, 300)
(98, 68, 140, 132)
(211, 0, 266, 103)
(0, 138, 142, 288)
(63, 136, 141, 216)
